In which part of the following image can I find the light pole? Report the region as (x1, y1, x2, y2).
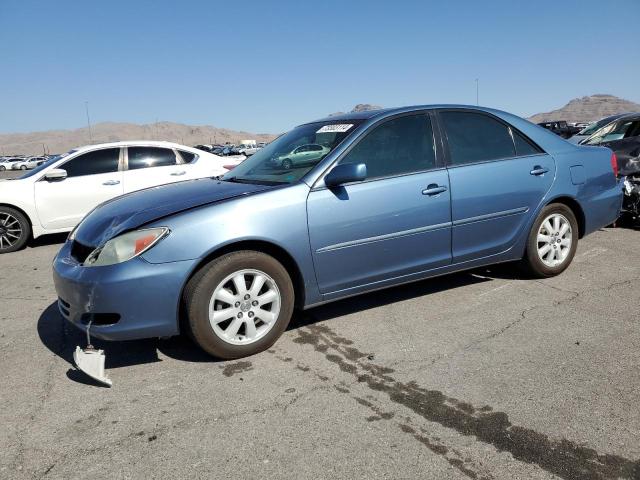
(85, 101, 93, 143)
(475, 78, 479, 106)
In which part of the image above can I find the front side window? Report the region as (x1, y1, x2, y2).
(62, 148, 120, 178)
(127, 147, 178, 170)
(339, 114, 436, 178)
(441, 111, 515, 165)
(221, 120, 363, 185)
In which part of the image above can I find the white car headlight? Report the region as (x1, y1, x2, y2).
(84, 227, 169, 267)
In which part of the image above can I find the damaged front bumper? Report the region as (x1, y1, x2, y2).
(53, 241, 197, 341)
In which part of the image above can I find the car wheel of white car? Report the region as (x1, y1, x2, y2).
(0, 165, 5, 171)
(0, 207, 31, 254)
(522, 203, 578, 278)
(184, 250, 295, 359)
(20, 165, 26, 170)
(281, 159, 292, 170)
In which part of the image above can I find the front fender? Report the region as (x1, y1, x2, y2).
(140, 183, 322, 306)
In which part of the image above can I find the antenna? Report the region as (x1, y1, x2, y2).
(475, 78, 479, 106)
(85, 101, 93, 143)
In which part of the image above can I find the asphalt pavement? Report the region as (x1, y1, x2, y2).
(0, 193, 639, 479)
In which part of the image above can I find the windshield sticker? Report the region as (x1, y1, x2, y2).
(316, 124, 354, 134)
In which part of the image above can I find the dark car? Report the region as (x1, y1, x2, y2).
(537, 121, 580, 139)
(582, 113, 640, 223)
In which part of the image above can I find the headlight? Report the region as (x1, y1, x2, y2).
(84, 227, 169, 267)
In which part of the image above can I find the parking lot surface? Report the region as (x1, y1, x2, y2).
(0, 193, 639, 478)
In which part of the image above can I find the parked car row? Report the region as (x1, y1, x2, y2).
(194, 142, 267, 157)
(0, 155, 49, 171)
(0, 104, 628, 384)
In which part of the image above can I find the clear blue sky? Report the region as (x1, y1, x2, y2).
(1, 0, 639, 134)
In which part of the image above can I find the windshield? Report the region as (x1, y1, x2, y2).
(582, 119, 640, 145)
(578, 115, 622, 136)
(18, 150, 77, 179)
(221, 120, 363, 184)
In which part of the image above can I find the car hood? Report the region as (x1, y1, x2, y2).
(74, 178, 271, 247)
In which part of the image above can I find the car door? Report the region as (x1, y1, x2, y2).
(34, 147, 124, 229)
(307, 112, 452, 296)
(437, 109, 555, 263)
(123, 146, 191, 193)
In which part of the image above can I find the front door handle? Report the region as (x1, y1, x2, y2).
(171, 171, 187, 176)
(422, 184, 448, 196)
(530, 166, 549, 176)
(102, 180, 120, 186)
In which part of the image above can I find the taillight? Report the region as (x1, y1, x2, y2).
(610, 152, 618, 178)
(223, 164, 236, 170)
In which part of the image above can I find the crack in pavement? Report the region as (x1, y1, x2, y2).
(292, 322, 640, 480)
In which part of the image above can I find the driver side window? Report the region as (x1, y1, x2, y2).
(339, 114, 436, 179)
(61, 148, 120, 178)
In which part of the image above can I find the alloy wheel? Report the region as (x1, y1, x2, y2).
(208, 269, 281, 345)
(536, 213, 572, 267)
(0, 212, 23, 250)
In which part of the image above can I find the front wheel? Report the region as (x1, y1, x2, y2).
(521, 204, 578, 278)
(20, 165, 26, 170)
(184, 250, 295, 359)
(0, 207, 31, 253)
(0, 165, 5, 171)
(281, 159, 292, 170)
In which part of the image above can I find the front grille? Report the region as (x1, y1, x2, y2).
(70, 240, 95, 264)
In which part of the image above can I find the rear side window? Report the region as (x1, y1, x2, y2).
(441, 111, 515, 165)
(512, 130, 543, 156)
(339, 114, 436, 179)
(178, 150, 196, 163)
(128, 147, 178, 170)
(62, 148, 120, 178)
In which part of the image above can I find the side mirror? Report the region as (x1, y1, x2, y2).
(44, 168, 67, 181)
(324, 163, 367, 187)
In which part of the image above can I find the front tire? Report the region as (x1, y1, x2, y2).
(281, 159, 292, 170)
(184, 250, 295, 359)
(0, 207, 31, 253)
(0, 165, 5, 171)
(521, 204, 578, 278)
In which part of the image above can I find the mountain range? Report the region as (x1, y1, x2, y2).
(527, 94, 640, 123)
(3, 96, 639, 155)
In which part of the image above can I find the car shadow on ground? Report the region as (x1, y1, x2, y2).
(37, 263, 520, 385)
(28, 232, 68, 249)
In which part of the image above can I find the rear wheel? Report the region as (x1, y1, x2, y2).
(20, 165, 26, 170)
(0, 207, 31, 253)
(521, 204, 578, 278)
(184, 250, 295, 359)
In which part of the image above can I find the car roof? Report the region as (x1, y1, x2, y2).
(71, 140, 199, 154)
(305, 105, 553, 125)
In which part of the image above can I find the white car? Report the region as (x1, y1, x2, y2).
(0, 158, 24, 171)
(0, 141, 230, 253)
(11, 157, 46, 170)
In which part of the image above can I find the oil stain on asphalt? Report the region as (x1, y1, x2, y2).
(220, 360, 253, 377)
(293, 322, 640, 480)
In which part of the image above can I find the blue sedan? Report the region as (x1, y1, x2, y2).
(54, 105, 622, 359)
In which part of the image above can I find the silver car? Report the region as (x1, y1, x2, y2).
(274, 143, 330, 169)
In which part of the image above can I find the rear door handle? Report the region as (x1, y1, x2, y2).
(102, 180, 120, 186)
(171, 171, 187, 176)
(530, 166, 549, 176)
(422, 184, 448, 196)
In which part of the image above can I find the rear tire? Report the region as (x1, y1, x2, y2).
(184, 250, 295, 359)
(520, 203, 578, 278)
(0, 206, 31, 253)
(20, 165, 26, 170)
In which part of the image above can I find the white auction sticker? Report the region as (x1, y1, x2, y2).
(316, 124, 353, 133)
